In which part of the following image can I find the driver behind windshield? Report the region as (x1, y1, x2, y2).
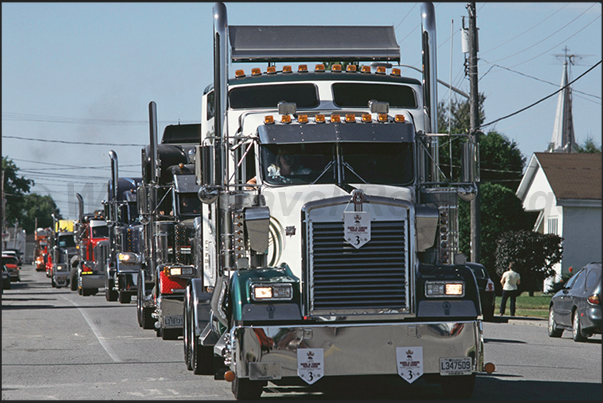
(267, 148, 311, 180)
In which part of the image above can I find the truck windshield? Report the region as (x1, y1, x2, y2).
(58, 235, 76, 248)
(92, 225, 108, 238)
(260, 142, 413, 186)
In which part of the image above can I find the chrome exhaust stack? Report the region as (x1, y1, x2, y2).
(421, 2, 439, 182)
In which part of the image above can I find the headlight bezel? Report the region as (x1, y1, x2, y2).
(425, 280, 465, 298)
(251, 283, 294, 301)
(117, 252, 141, 264)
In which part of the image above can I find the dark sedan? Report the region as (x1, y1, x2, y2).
(548, 262, 601, 342)
(466, 262, 496, 321)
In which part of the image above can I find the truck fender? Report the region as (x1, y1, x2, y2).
(189, 278, 213, 338)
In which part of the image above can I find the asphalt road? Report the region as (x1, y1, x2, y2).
(2, 264, 601, 400)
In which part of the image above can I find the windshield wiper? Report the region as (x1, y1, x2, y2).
(310, 160, 335, 185)
(342, 162, 368, 184)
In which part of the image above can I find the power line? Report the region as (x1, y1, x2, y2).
(3, 135, 145, 147)
(478, 60, 601, 130)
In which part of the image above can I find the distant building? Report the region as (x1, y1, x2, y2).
(516, 152, 601, 289)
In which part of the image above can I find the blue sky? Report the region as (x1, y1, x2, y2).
(2, 2, 601, 220)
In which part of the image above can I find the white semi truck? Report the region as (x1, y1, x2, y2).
(182, 2, 490, 399)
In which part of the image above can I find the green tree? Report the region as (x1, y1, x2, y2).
(2, 156, 33, 230)
(574, 135, 602, 153)
(2, 156, 62, 234)
(21, 193, 62, 234)
(494, 230, 563, 295)
(459, 183, 534, 282)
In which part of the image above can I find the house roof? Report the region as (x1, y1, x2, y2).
(517, 152, 602, 202)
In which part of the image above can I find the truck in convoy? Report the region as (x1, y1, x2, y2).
(46, 216, 77, 288)
(102, 150, 144, 303)
(69, 193, 109, 296)
(34, 228, 49, 271)
(136, 121, 202, 339)
(181, 2, 490, 399)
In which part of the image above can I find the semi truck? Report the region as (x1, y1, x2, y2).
(102, 150, 144, 303)
(69, 193, 109, 296)
(34, 228, 49, 271)
(182, 2, 490, 399)
(48, 220, 77, 289)
(136, 121, 202, 339)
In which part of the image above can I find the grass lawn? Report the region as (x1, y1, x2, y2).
(495, 292, 552, 319)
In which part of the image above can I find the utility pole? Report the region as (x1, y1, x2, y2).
(466, 2, 481, 263)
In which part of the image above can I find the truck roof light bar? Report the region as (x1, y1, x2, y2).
(298, 64, 308, 73)
(315, 64, 325, 72)
(346, 64, 357, 73)
(283, 65, 292, 74)
(331, 64, 342, 72)
(361, 65, 371, 74)
(251, 67, 262, 76)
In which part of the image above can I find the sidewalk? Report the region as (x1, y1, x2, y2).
(490, 315, 547, 327)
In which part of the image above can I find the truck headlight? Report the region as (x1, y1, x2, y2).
(425, 281, 465, 297)
(163, 266, 193, 276)
(118, 252, 140, 264)
(251, 284, 293, 301)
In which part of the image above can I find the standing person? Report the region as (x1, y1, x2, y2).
(499, 261, 521, 316)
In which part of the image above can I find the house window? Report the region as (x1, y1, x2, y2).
(547, 217, 558, 235)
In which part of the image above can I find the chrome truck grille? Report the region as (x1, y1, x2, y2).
(308, 220, 409, 315)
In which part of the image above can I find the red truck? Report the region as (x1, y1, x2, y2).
(69, 193, 109, 296)
(34, 228, 49, 272)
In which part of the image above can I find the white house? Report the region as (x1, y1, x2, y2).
(516, 152, 601, 287)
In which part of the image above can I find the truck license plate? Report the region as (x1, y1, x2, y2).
(164, 316, 183, 327)
(439, 357, 472, 376)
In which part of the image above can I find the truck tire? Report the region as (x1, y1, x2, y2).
(70, 269, 78, 291)
(141, 306, 155, 330)
(191, 334, 214, 375)
(162, 328, 181, 340)
(231, 376, 265, 400)
(440, 374, 476, 399)
(105, 276, 118, 302)
(118, 292, 131, 304)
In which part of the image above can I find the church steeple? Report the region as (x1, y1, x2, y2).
(548, 47, 577, 153)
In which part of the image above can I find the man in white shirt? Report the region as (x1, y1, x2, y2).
(499, 261, 521, 316)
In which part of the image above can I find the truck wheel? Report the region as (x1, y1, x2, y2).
(232, 377, 265, 400)
(191, 335, 214, 375)
(118, 292, 131, 304)
(440, 374, 476, 399)
(548, 306, 563, 337)
(141, 306, 155, 329)
(70, 270, 78, 291)
(162, 328, 181, 340)
(183, 298, 193, 370)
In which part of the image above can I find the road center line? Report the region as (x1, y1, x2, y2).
(61, 295, 122, 363)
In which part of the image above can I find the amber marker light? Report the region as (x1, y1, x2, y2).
(361, 65, 371, 74)
(298, 114, 308, 123)
(315, 114, 326, 123)
(395, 114, 405, 123)
(224, 371, 236, 382)
(330, 114, 341, 123)
(281, 114, 292, 124)
(264, 115, 275, 124)
(376, 66, 386, 75)
(283, 65, 292, 74)
(331, 64, 342, 72)
(362, 113, 372, 123)
(251, 67, 262, 76)
(346, 64, 357, 72)
(315, 64, 325, 72)
(484, 362, 496, 374)
(235, 69, 245, 78)
(267, 66, 277, 74)
(298, 64, 308, 73)
(378, 113, 388, 122)
(345, 114, 356, 123)
(391, 68, 401, 77)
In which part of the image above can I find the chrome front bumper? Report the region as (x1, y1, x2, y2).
(229, 320, 483, 381)
(157, 295, 185, 329)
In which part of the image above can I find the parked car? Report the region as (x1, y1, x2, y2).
(2, 249, 22, 266)
(2, 255, 20, 282)
(2, 264, 11, 291)
(548, 262, 602, 342)
(466, 262, 496, 321)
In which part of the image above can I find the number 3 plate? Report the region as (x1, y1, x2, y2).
(440, 357, 472, 376)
